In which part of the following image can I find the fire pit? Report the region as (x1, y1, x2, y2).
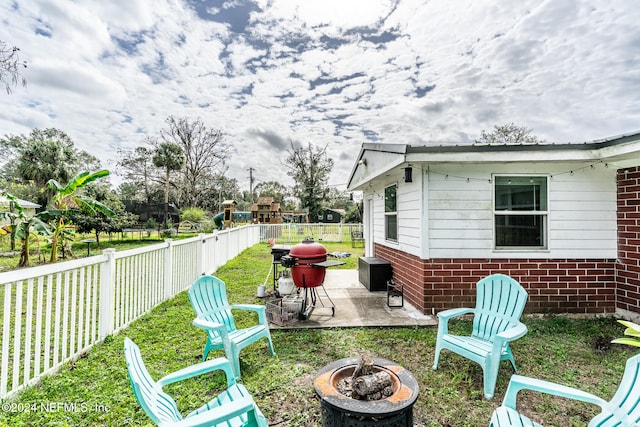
(314, 356, 419, 427)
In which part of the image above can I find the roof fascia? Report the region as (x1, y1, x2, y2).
(346, 131, 640, 189)
(347, 144, 408, 190)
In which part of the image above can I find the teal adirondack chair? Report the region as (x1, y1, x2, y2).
(432, 273, 528, 400)
(490, 353, 640, 426)
(123, 338, 268, 427)
(188, 275, 276, 380)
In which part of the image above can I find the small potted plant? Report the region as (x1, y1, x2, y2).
(612, 320, 640, 348)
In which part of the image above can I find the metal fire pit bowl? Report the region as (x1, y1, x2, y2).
(314, 357, 419, 427)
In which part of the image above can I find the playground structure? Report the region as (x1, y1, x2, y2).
(214, 200, 242, 230)
(251, 197, 283, 224)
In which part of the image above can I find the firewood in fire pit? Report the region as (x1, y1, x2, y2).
(343, 354, 394, 400)
(351, 354, 373, 380)
(353, 371, 392, 399)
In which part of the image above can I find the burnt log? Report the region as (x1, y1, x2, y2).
(353, 371, 392, 397)
(351, 354, 373, 379)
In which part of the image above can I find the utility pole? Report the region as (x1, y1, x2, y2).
(247, 167, 256, 203)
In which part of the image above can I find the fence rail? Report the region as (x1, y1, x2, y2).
(0, 225, 259, 400)
(258, 223, 363, 244)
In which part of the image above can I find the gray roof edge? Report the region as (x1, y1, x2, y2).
(364, 130, 640, 154)
(347, 130, 640, 188)
(361, 143, 408, 154)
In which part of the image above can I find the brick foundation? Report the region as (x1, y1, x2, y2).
(375, 243, 616, 314)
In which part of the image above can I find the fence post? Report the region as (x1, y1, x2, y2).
(164, 239, 173, 299)
(198, 233, 205, 276)
(99, 249, 116, 339)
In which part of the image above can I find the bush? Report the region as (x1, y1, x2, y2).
(180, 207, 206, 223)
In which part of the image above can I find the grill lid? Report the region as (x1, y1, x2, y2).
(289, 237, 327, 259)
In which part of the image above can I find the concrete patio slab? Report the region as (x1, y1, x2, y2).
(268, 269, 437, 329)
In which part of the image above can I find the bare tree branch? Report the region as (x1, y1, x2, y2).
(0, 40, 27, 94)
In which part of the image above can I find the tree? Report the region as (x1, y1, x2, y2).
(116, 181, 145, 202)
(0, 180, 41, 225)
(15, 137, 77, 187)
(236, 189, 257, 212)
(0, 129, 100, 207)
(180, 206, 206, 223)
(152, 142, 184, 225)
(343, 203, 362, 223)
(475, 123, 545, 145)
(71, 183, 138, 244)
(44, 170, 114, 263)
(193, 173, 240, 213)
(159, 116, 229, 208)
(284, 142, 334, 222)
(322, 187, 351, 210)
(0, 195, 51, 267)
(255, 181, 290, 203)
(116, 144, 159, 205)
(0, 40, 26, 94)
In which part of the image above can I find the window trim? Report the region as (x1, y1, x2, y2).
(493, 174, 549, 250)
(384, 183, 398, 242)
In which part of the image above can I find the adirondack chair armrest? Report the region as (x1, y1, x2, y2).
(501, 374, 607, 411)
(231, 303, 265, 311)
(172, 394, 261, 427)
(495, 322, 528, 343)
(437, 307, 475, 322)
(192, 316, 233, 350)
(192, 317, 226, 333)
(231, 304, 268, 324)
(157, 357, 237, 389)
(436, 307, 475, 335)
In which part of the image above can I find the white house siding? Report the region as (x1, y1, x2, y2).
(371, 191, 385, 243)
(398, 169, 423, 251)
(426, 162, 617, 259)
(367, 167, 425, 259)
(427, 166, 494, 259)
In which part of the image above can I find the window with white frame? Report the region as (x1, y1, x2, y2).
(384, 184, 397, 241)
(494, 176, 548, 249)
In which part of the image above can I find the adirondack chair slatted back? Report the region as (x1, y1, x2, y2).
(592, 354, 640, 426)
(124, 338, 182, 424)
(189, 275, 237, 333)
(473, 274, 528, 342)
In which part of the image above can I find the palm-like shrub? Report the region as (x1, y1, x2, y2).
(612, 320, 640, 348)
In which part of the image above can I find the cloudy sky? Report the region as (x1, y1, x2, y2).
(1, 0, 639, 192)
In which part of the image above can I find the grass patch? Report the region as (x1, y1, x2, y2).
(0, 242, 633, 427)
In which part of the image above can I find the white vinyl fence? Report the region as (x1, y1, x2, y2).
(259, 223, 363, 244)
(0, 225, 259, 400)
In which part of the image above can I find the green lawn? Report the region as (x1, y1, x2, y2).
(0, 242, 634, 427)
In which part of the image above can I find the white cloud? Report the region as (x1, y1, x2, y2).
(0, 0, 639, 194)
(263, 0, 395, 29)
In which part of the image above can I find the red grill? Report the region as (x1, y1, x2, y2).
(283, 238, 328, 288)
(279, 238, 342, 319)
